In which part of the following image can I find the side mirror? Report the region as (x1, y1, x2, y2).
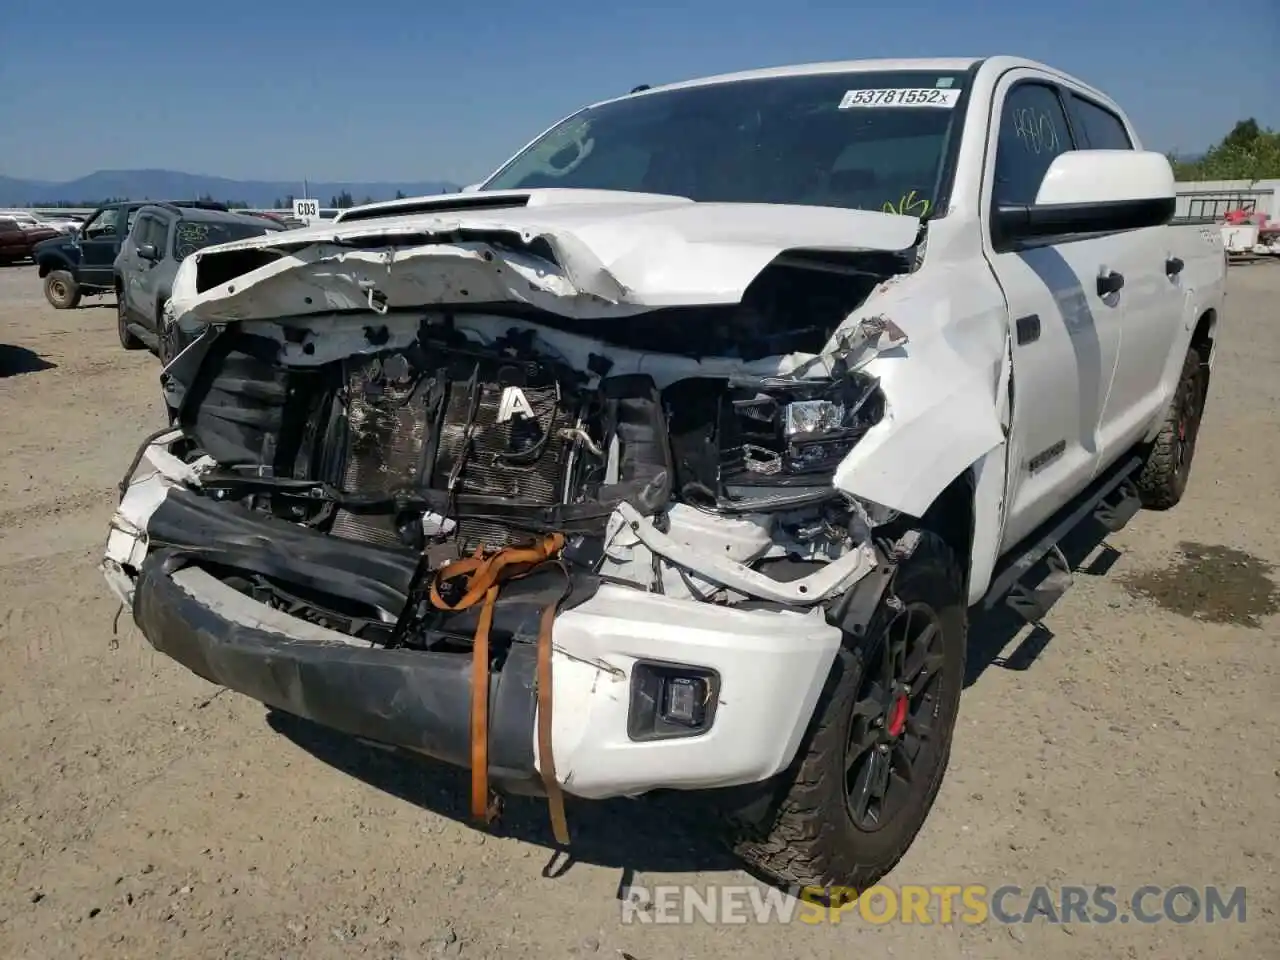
(992, 150, 1175, 250)
(137, 243, 158, 261)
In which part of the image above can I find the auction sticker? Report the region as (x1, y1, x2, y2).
(839, 88, 960, 109)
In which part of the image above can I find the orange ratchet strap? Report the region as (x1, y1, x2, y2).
(427, 533, 571, 846)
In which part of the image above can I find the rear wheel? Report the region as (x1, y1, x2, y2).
(117, 295, 144, 350)
(1135, 348, 1206, 510)
(732, 531, 967, 894)
(43, 270, 81, 309)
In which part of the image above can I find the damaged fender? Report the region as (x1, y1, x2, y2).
(831, 277, 1014, 605)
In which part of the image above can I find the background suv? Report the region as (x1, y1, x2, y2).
(114, 203, 282, 360)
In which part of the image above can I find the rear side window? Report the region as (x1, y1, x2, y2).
(1067, 94, 1133, 149)
(992, 82, 1074, 206)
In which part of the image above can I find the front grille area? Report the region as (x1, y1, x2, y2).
(433, 379, 574, 550)
(327, 347, 578, 553)
(330, 355, 435, 549)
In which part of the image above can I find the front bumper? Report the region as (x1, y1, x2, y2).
(132, 553, 544, 793)
(105, 437, 846, 801)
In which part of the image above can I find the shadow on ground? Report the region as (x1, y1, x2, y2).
(0, 344, 56, 377)
(266, 514, 1128, 885)
(964, 514, 1120, 686)
(267, 709, 740, 889)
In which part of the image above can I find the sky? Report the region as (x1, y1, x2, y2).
(1, 0, 1276, 185)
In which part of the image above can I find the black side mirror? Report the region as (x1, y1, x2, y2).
(137, 243, 158, 261)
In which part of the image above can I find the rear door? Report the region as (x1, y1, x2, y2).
(981, 72, 1128, 551)
(1062, 90, 1181, 461)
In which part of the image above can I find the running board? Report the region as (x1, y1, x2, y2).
(982, 454, 1143, 621)
(1005, 543, 1072, 623)
(1093, 477, 1142, 533)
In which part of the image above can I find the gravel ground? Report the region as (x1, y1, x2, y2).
(1, 261, 1277, 960)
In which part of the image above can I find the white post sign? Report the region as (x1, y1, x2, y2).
(293, 198, 320, 223)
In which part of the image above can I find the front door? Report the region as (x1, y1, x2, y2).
(981, 72, 1126, 552)
(77, 207, 123, 288)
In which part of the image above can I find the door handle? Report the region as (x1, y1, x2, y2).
(1165, 256, 1184, 276)
(1097, 270, 1125, 297)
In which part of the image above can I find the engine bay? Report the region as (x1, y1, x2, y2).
(157, 266, 899, 649)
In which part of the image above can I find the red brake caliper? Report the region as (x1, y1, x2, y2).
(887, 693, 909, 738)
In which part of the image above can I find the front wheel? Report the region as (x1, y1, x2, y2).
(43, 270, 81, 309)
(732, 531, 967, 894)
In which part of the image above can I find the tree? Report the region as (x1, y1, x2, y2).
(1222, 119, 1261, 151)
(1173, 118, 1280, 182)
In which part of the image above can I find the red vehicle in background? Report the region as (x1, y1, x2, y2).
(0, 216, 60, 264)
(1221, 207, 1280, 257)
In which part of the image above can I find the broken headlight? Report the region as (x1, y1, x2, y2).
(726, 374, 883, 482)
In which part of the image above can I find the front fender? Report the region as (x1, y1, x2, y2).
(834, 377, 1009, 606)
(833, 376, 1005, 520)
(36, 249, 77, 276)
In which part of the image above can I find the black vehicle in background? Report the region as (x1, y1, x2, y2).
(32, 199, 229, 309)
(114, 203, 283, 361)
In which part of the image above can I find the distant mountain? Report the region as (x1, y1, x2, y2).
(0, 169, 460, 208)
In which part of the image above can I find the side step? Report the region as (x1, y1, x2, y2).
(982, 454, 1143, 622)
(1005, 543, 1072, 622)
(1093, 477, 1141, 533)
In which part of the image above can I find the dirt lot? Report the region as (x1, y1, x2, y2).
(1, 263, 1277, 960)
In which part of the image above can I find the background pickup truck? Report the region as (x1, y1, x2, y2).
(0, 216, 60, 264)
(104, 55, 1226, 895)
(33, 199, 229, 309)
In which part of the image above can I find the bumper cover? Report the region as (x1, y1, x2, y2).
(133, 551, 545, 793)
(110, 451, 849, 800)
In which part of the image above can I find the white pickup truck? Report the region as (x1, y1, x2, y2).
(104, 56, 1225, 893)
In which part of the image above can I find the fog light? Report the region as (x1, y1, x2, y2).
(662, 676, 707, 726)
(628, 662, 719, 741)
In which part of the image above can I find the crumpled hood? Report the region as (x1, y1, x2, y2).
(169, 189, 922, 324)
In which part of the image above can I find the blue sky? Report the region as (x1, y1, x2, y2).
(1, 0, 1275, 185)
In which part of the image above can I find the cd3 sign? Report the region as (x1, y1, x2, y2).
(293, 198, 320, 222)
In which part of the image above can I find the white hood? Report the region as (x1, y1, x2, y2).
(170, 189, 921, 324)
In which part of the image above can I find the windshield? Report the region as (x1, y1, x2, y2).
(173, 220, 278, 262)
(483, 70, 968, 217)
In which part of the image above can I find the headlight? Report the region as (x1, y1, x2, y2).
(783, 399, 847, 437)
(727, 374, 882, 481)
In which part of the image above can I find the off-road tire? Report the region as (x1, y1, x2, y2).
(1134, 348, 1206, 510)
(43, 270, 81, 309)
(732, 531, 967, 894)
(117, 296, 144, 350)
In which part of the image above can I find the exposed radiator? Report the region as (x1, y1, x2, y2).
(329, 352, 579, 554)
(330, 355, 435, 549)
(433, 378, 574, 551)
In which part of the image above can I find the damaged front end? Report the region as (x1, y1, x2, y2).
(105, 206, 919, 806)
